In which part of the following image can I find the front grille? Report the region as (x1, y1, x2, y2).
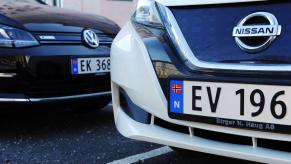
(258, 138, 291, 153)
(169, 1, 291, 64)
(154, 117, 189, 134)
(33, 32, 114, 45)
(194, 128, 252, 146)
(26, 76, 110, 98)
(154, 117, 291, 153)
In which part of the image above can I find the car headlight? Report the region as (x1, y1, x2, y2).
(132, 0, 164, 28)
(0, 25, 39, 48)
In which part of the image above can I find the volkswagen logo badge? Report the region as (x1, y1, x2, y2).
(83, 29, 99, 48)
(232, 12, 282, 53)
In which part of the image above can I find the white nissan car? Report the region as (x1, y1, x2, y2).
(111, 0, 291, 163)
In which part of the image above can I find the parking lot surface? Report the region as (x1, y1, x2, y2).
(0, 105, 256, 164)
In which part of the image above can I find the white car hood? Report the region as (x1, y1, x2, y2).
(156, 0, 266, 6)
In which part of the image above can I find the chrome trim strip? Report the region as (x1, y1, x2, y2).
(0, 73, 17, 78)
(0, 98, 29, 102)
(0, 91, 111, 103)
(39, 41, 112, 45)
(30, 91, 111, 102)
(155, 0, 266, 7)
(158, 4, 291, 72)
(39, 41, 82, 44)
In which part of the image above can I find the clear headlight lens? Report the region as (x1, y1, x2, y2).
(0, 25, 39, 48)
(132, 0, 163, 28)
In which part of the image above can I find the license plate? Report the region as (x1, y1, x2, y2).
(169, 80, 291, 134)
(71, 57, 110, 75)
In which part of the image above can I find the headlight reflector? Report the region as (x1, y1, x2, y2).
(0, 25, 39, 48)
(132, 0, 163, 28)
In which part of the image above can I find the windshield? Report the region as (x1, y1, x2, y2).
(4, 0, 46, 4)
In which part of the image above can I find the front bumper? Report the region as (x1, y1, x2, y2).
(0, 44, 111, 103)
(111, 22, 291, 163)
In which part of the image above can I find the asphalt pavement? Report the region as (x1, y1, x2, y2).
(0, 105, 257, 164)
